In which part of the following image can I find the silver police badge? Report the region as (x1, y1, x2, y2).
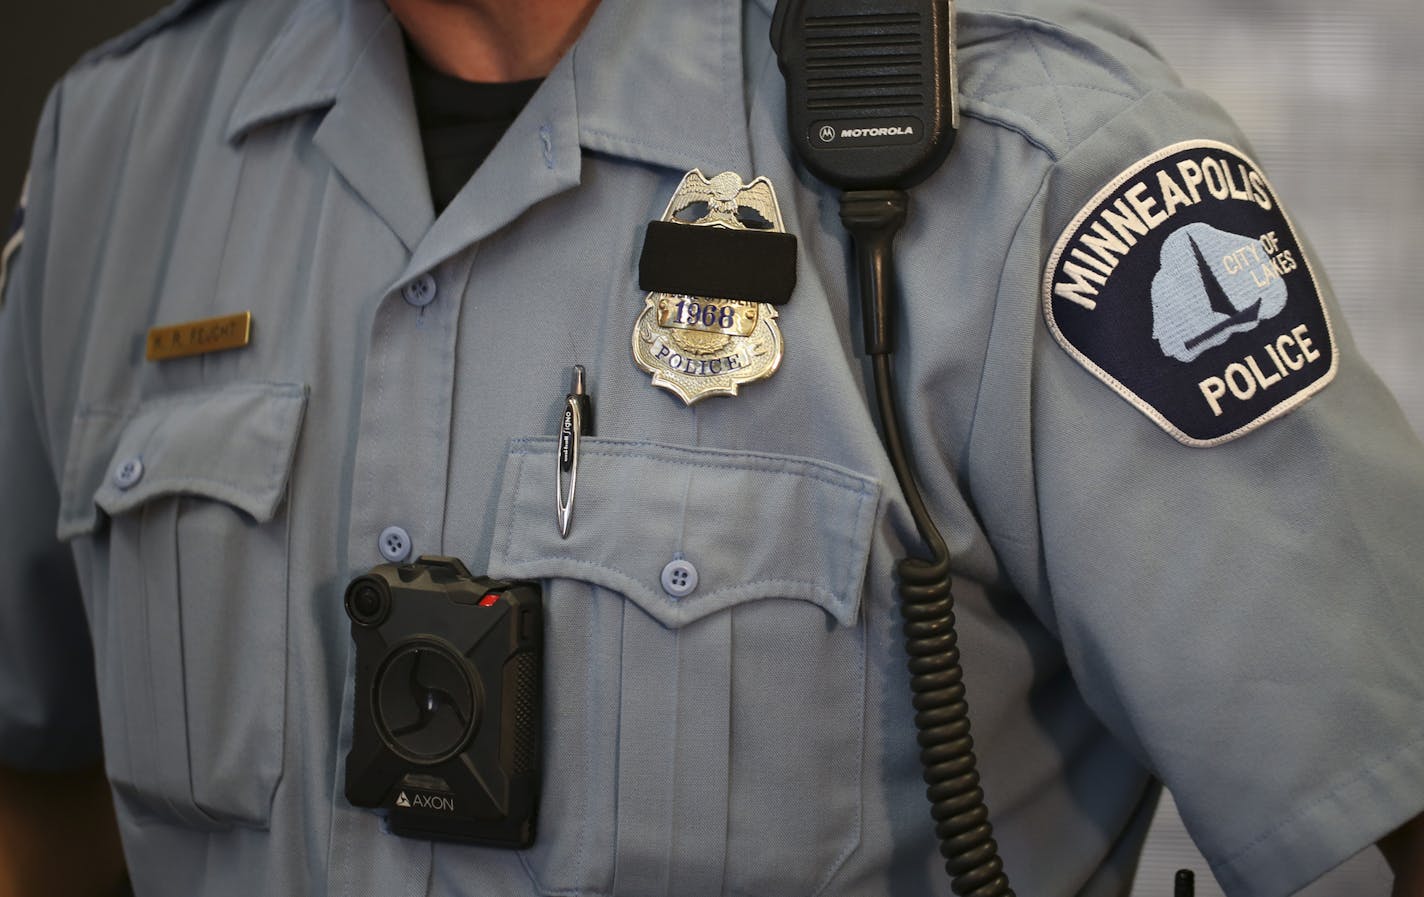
(633, 170, 786, 404)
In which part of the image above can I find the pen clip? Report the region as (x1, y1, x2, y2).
(556, 397, 582, 537)
(556, 365, 588, 538)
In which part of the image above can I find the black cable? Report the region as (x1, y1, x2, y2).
(841, 190, 1014, 897)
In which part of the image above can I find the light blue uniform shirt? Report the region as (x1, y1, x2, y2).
(2, 0, 1423, 895)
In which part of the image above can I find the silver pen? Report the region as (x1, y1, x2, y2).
(556, 365, 592, 538)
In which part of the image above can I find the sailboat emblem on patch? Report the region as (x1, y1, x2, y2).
(1151, 223, 1290, 363)
(1043, 140, 1337, 447)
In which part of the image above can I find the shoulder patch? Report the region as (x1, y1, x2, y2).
(1043, 140, 1336, 447)
(0, 174, 26, 306)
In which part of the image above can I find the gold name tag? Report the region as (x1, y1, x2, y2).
(146, 312, 252, 362)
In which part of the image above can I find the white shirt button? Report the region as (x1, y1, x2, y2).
(402, 273, 438, 308)
(660, 557, 699, 598)
(378, 525, 413, 563)
(113, 456, 144, 490)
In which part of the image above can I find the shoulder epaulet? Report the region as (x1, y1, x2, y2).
(956, 7, 1168, 160)
(76, 0, 231, 67)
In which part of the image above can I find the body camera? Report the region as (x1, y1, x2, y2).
(343, 556, 542, 847)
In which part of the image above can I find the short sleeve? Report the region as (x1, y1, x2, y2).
(0, 90, 104, 771)
(1024, 87, 1424, 896)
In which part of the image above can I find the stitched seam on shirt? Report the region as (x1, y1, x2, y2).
(958, 10, 1153, 162)
(961, 107, 1060, 159)
(970, 30, 1020, 96)
(506, 553, 846, 610)
(962, 160, 1053, 472)
(364, 307, 392, 543)
(511, 450, 875, 499)
(507, 442, 877, 615)
(75, 381, 304, 420)
(61, 411, 122, 516)
(70, 388, 303, 528)
(836, 479, 872, 606)
(580, 126, 700, 161)
(958, 10, 1149, 95)
(101, 442, 292, 516)
(803, 616, 867, 897)
(976, 82, 1141, 103)
(1214, 720, 1424, 872)
(109, 399, 298, 495)
(504, 514, 850, 611)
(1025, 32, 1072, 145)
(509, 444, 878, 497)
(109, 475, 281, 503)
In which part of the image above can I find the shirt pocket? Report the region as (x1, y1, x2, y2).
(489, 436, 880, 897)
(57, 382, 307, 830)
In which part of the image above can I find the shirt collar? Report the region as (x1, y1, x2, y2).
(226, 0, 757, 177)
(571, 0, 753, 175)
(225, 0, 381, 143)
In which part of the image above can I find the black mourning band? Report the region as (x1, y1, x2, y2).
(638, 221, 798, 305)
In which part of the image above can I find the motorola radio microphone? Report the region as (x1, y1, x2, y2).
(771, 5, 1200, 895)
(771, 0, 959, 191)
(771, 4, 1014, 896)
(771, 0, 959, 359)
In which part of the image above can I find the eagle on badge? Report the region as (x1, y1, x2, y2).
(666, 169, 786, 232)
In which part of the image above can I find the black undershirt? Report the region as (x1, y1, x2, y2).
(405, 41, 543, 213)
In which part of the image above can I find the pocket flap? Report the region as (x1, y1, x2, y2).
(58, 382, 308, 539)
(489, 437, 881, 628)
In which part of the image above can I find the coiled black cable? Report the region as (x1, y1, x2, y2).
(841, 190, 1014, 897)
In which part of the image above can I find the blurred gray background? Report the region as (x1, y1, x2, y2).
(2, 0, 1418, 895)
